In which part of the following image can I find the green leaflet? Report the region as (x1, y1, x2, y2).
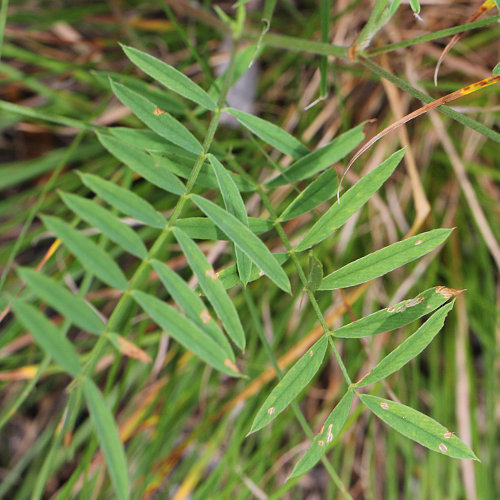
(218, 252, 289, 290)
(191, 195, 291, 293)
(266, 123, 366, 188)
(355, 301, 455, 387)
(11, 300, 82, 377)
(279, 169, 338, 222)
(360, 395, 479, 460)
(151, 259, 234, 360)
(98, 133, 186, 196)
(226, 107, 309, 159)
(208, 154, 252, 285)
(248, 336, 328, 434)
(174, 217, 273, 240)
(289, 390, 354, 479)
(82, 378, 130, 500)
(307, 253, 324, 293)
(41, 215, 128, 291)
(173, 228, 246, 350)
(150, 152, 255, 192)
(493, 62, 500, 76)
(121, 44, 217, 111)
(109, 127, 180, 152)
(333, 286, 454, 338)
(80, 173, 166, 229)
(60, 192, 148, 259)
(297, 149, 405, 251)
(110, 80, 203, 154)
(319, 229, 453, 290)
(17, 267, 105, 335)
(132, 290, 240, 377)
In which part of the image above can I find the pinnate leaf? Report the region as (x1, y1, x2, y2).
(41, 215, 128, 291)
(360, 394, 479, 460)
(11, 300, 82, 377)
(226, 107, 309, 159)
(266, 123, 366, 188)
(280, 169, 338, 222)
(18, 267, 105, 335)
(249, 336, 328, 434)
(82, 378, 130, 500)
(80, 173, 166, 229)
(333, 286, 457, 338)
(151, 259, 234, 360)
(319, 229, 452, 290)
(121, 44, 216, 111)
(297, 149, 405, 251)
(173, 228, 246, 350)
(290, 390, 354, 478)
(208, 154, 252, 285)
(191, 195, 291, 293)
(355, 301, 455, 387)
(110, 80, 203, 154)
(60, 192, 147, 259)
(132, 291, 240, 376)
(98, 133, 186, 196)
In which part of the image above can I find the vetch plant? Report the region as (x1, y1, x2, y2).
(2, 2, 498, 498)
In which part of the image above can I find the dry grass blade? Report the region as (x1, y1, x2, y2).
(434, 0, 495, 86)
(337, 73, 500, 201)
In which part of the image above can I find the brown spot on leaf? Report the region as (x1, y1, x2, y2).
(205, 269, 219, 280)
(444, 431, 453, 439)
(224, 358, 240, 374)
(439, 443, 448, 453)
(115, 335, 152, 363)
(406, 296, 425, 307)
(200, 309, 212, 324)
(435, 286, 465, 299)
(415, 240, 423, 245)
(309, 349, 314, 357)
(267, 407, 276, 415)
(258, 270, 265, 277)
(387, 306, 396, 313)
(380, 401, 390, 410)
(153, 107, 166, 116)
(318, 440, 325, 447)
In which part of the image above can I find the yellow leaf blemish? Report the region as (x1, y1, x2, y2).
(415, 240, 423, 245)
(267, 407, 276, 415)
(380, 401, 390, 410)
(309, 349, 314, 357)
(205, 269, 218, 280)
(200, 309, 211, 324)
(318, 440, 325, 447)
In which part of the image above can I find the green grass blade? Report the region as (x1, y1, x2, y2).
(174, 216, 273, 240)
(151, 259, 234, 360)
(356, 301, 455, 387)
(319, 228, 452, 290)
(41, 215, 128, 291)
(80, 173, 166, 229)
(359, 394, 479, 460)
(333, 286, 455, 338)
(132, 290, 240, 376)
(121, 44, 216, 111)
(248, 336, 328, 434)
(11, 300, 82, 377)
(17, 267, 105, 335)
(110, 80, 203, 154)
(173, 228, 246, 350)
(97, 133, 186, 196)
(208, 154, 252, 285)
(297, 148, 405, 251)
(226, 107, 309, 159)
(60, 192, 148, 259)
(279, 169, 338, 222)
(82, 378, 130, 500)
(289, 389, 354, 479)
(191, 195, 291, 293)
(266, 123, 366, 188)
